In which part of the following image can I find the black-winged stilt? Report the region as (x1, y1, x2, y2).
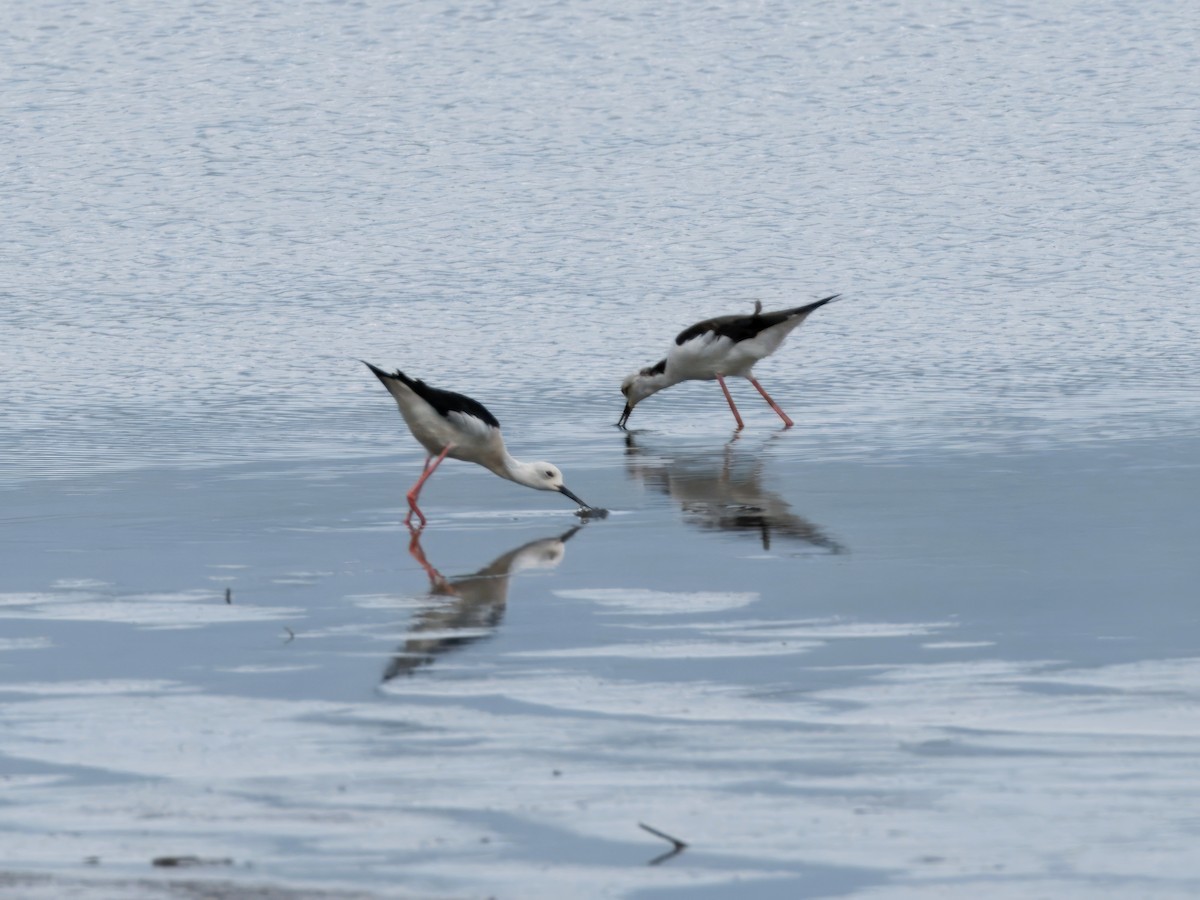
(363, 362, 593, 524)
(617, 295, 841, 430)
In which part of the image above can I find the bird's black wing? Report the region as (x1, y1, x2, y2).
(674, 294, 840, 346)
(363, 362, 501, 429)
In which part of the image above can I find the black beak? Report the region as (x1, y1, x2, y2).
(616, 403, 633, 429)
(558, 484, 591, 509)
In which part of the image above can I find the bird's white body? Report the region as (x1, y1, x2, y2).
(664, 316, 806, 383)
(384, 376, 505, 467)
(364, 362, 593, 522)
(618, 295, 840, 429)
(374, 373, 545, 488)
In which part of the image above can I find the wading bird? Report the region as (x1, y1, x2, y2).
(363, 362, 593, 525)
(617, 295, 840, 430)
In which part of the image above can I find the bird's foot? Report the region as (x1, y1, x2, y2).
(403, 501, 427, 529)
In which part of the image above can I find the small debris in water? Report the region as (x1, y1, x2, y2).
(151, 855, 233, 868)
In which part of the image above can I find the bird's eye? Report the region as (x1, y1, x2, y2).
(544, 470, 554, 478)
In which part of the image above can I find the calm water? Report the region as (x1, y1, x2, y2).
(2, 0, 1199, 897)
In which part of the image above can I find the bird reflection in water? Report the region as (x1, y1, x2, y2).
(383, 525, 580, 681)
(624, 433, 844, 554)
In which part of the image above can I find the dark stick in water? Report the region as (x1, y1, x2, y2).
(638, 822, 688, 865)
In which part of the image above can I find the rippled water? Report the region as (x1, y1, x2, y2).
(2, 0, 1199, 897)
(4, 0, 1198, 481)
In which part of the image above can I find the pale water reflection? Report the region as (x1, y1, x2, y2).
(383, 525, 581, 681)
(623, 432, 844, 554)
(0, 441, 1197, 898)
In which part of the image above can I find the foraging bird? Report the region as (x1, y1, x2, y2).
(363, 362, 593, 525)
(617, 295, 841, 430)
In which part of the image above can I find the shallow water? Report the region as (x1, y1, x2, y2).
(3, 0, 1200, 897)
(2, 438, 1199, 898)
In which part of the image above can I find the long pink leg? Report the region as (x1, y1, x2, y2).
(404, 444, 454, 527)
(747, 376, 794, 428)
(405, 455, 431, 528)
(715, 374, 745, 431)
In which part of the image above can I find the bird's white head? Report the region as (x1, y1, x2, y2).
(526, 462, 566, 492)
(511, 461, 592, 509)
(617, 360, 670, 428)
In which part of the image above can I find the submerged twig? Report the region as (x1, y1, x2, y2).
(639, 822, 687, 849)
(638, 821, 688, 865)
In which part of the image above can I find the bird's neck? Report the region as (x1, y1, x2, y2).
(492, 453, 538, 488)
(639, 370, 678, 400)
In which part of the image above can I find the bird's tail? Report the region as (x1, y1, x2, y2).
(783, 294, 842, 318)
(362, 360, 417, 388)
(361, 361, 423, 406)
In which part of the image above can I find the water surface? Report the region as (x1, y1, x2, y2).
(2, 0, 1199, 897)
